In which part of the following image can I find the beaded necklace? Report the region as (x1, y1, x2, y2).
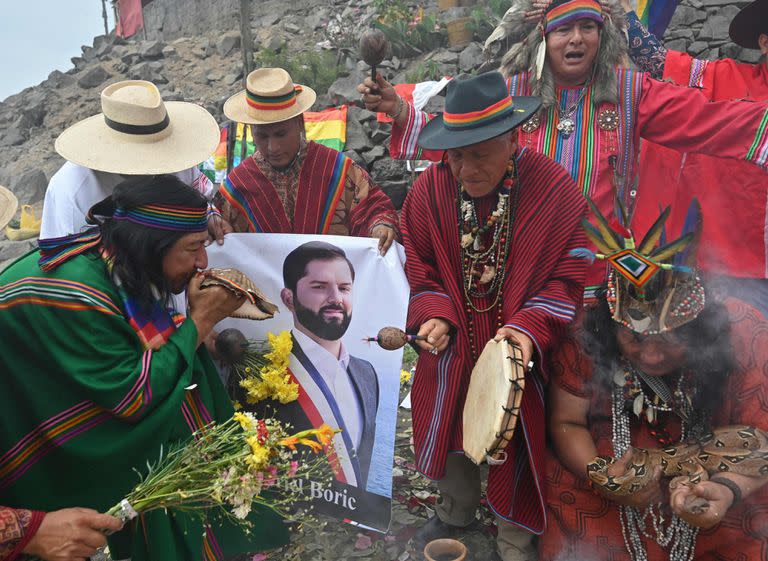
(611, 361, 700, 561)
(457, 158, 520, 357)
(617, 360, 694, 429)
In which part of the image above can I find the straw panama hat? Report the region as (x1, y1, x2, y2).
(223, 68, 317, 125)
(54, 80, 220, 175)
(0, 185, 19, 231)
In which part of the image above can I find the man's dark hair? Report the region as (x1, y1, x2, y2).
(282, 241, 355, 293)
(581, 288, 734, 431)
(91, 174, 207, 310)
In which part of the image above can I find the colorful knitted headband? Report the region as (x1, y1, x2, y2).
(443, 96, 516, 130)
(545, 0, 604, 33)
(112, 204, 208, 232)
(246, 85, 304, 111)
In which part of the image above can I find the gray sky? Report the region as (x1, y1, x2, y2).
(0, 0, 114, 101)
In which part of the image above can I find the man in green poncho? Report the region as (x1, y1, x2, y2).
(0, 175, 288, 561)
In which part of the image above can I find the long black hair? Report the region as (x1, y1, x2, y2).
(90, 174, 207, 311)
(580, 290, 735, 419)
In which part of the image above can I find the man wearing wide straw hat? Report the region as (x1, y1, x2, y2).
(400, 71, 587, 560)
(40, 80, 225, 241)
(217, 68, 399, 254)
(0, 184, 18, 239)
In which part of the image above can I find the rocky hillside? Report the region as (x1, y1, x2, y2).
(0, 0, 758, 267)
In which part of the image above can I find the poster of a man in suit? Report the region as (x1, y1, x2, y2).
(208, 233, 408, 532)
(279, 241, 379, 489)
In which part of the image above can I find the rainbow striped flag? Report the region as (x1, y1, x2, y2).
(199, 106, 349, 183)
(636, 0, 679, 38)
(304, 105, 348, 152)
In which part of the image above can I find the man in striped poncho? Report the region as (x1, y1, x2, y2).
(400, 72, 588, 560)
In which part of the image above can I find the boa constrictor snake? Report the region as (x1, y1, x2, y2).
(587, 425, 768, 513)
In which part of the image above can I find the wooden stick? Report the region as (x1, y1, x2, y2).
(239, 0, 254, 81)
(101, 0, 109, 35)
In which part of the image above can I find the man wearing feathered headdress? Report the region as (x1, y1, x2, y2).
(359, 0, 768, 303)
(544, 198, 768, 561)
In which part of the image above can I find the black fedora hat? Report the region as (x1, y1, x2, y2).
(417, 72, 541, 151)
(729, 0, 768, 49)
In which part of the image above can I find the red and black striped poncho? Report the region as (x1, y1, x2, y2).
(401, 148, 588, 533)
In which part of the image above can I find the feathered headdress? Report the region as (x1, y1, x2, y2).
(571, 197, 706, 334)
(484, 0, 628, 110)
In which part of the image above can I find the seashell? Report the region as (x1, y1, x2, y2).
(461, 233, 474, 248)
(646, 406, 655, 424)
(478, 265, 496, 285)
(200, 268, 278, 320)
(633, 393, 644, 418)
(613, 370, 626, 387)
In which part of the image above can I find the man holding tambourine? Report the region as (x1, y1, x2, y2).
(398, 72, 588, 560)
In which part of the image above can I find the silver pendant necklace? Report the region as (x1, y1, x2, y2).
(556, 85, 588, 138)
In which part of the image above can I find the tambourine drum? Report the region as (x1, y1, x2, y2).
(462, 339, 526, 465)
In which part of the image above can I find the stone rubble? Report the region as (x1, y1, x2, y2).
(0, 0, 758, 271)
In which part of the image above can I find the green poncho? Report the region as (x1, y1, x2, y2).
(0, 250, 288, 560)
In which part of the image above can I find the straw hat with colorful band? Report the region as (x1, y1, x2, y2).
(544, 0, 604, 33)
(0, 185, 19, 231)
(418, 72, 541, 151)
(112, 204, 209, 232)
(728, 0, 768, 49)
(223, 68, 317, 125)
(55, 80, 220, 176)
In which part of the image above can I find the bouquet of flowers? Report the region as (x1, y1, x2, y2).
(106, 413, 335, 525)
(216, 329, 299, 405)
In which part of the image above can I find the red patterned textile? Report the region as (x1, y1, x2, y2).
(0, 507, 44, 561)
(401, 149, 588, 532)
(219, 141, 398, 236)
(541, 298, 768, 560)
(633, 52, 768, 278)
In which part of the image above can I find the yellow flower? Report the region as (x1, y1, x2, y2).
(275, 381, 299, 404)
(233, 400, 242, 411)
(233, 412, 253, 431)
(314, 424, 336, 447)
(264, 331, 292, 371)
(261, 368, 299, 404)
(245, 435, 270, 470)
(400, 369, 412, 384)
(241, 378, 269, 404)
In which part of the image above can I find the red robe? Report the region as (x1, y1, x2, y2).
(401, 148, 588, 533)
(219, 140, 398, 235)
(541, 299, 768, 560)
(634, 53, 768, 278)
(391, 70, 768, 296)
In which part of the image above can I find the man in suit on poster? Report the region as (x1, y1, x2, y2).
(278, 241, 379, 489)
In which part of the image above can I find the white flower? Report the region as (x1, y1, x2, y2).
(233, 503, 252, 519)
